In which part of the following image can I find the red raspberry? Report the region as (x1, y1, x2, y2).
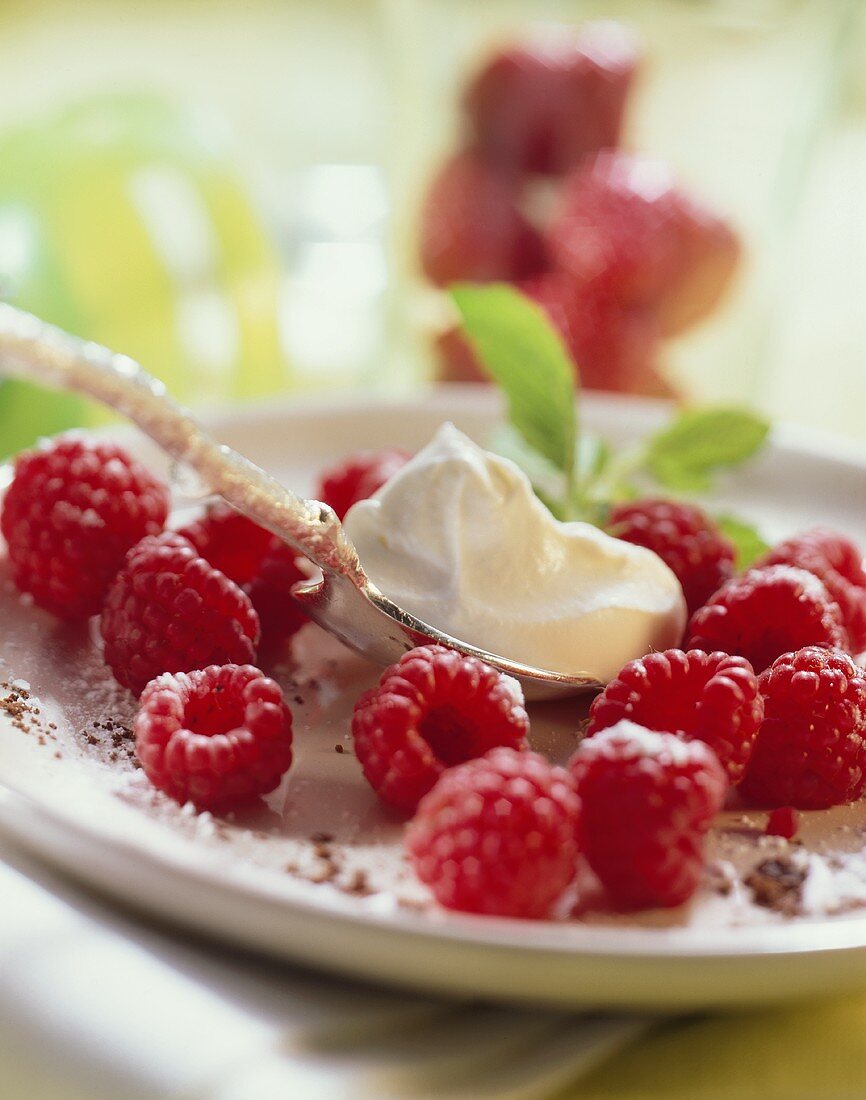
(658, 201, 740, 337)
(352, 645, 529, 813)
(587, 649, 762, 783)
(101, 533, 260, 695)
(434, 326, 488, 385)
(177, 503, 276, 587)
(740, 647, 866, 810)
(179, 504, 312, 650)
(246, 541, 312, 651)
(756, 528, 866, 653)
(463, 23, 641, 176)
(316, 447, 411, 521)
(765, 807, 798, 839)
(135, 664, 293, 811)
(1, 436, 168, 619)
(606, 498, 735, 614)
(569, 721, 727, 909)
(405, 747, 580, 918)
(685, 565, 848, 674)
(547, 152, 739, 334)
(419, 150, 545, 287)
(520, 274, 665, 395)
(435, 275, 668, 397)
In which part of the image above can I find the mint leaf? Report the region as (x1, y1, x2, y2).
(576, 433, 612, 486)
(488, 423, 568, 505)
(451, 283, 576, 476)
(646, 458, 714, 494)
(645, 407, 769, 491)
(716, 513, 770, 570)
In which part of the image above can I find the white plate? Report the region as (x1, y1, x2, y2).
(3, 387, 866, 1011)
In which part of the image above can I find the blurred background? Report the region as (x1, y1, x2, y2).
(0, 0, 862, 455)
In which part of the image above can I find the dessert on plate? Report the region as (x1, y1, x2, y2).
(2, 320, 866, 933)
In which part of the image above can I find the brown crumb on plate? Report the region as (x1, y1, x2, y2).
(745, 856, 807, 915)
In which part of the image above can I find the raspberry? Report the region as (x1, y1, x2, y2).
(520, 274, 665, 395)
(765, 807, 798, 840)
(606, 499, 735, 614)
(1, 436, 169, 619)
(658, 202, 740, 337)
(246, 541, 312, 651)
(177, 503, 275, 587)
(547, 152, 739, 334)
(587, 649, 762, 783)
(463, 23, 641, 176)
(419, 150, 545, 287)
(101, 533, 260, 695)
(569, 720, 727, 909)
(435, 275, 667, 397)
(179, 503, 312, 650)
(685, 565, 848, 674)
(405, 747, 580, 918)
(756, 528, 866, 653)
(435, 326, 488, 384)
(135, 664, 293, 811)
(316, 447, 411, 521)
(740, 647, 866, 810)
(351, 645, 529, 813)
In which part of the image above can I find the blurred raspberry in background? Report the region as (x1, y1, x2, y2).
(420, 22, 741, 398)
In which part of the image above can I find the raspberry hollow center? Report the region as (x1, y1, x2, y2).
(419, 705, 478, 766)
(183, 687, 246, 737)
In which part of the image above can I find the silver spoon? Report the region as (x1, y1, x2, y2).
(0, 305, 599, 700)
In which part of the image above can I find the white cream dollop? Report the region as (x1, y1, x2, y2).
(343, 424, 686, 682)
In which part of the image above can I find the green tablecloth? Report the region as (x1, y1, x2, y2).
(570, 997, 866, 1098)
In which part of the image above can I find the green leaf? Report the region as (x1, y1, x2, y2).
(488, 423, 568, 507)
(647, 458, 713, 494)
(576, 433, 612, 486)
(716, 513, 770, 570)
(645, 407, 769, 491)
(450, 283, 576, 476)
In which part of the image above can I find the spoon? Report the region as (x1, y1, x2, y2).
(0, 305, 600, 700)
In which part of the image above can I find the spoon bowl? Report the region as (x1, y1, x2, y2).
(0, 305, 600, 699)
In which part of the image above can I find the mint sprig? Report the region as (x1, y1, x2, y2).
(449, 283, 770, 554)
(715, 514, 770, 570)
(645, 408, 770, 493)
(451, 284, 577, 484)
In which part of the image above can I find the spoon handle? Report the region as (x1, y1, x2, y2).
(0, 304, 364, 581)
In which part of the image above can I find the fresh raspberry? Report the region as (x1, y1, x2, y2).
(435, 275, 668, 397)
(419, 150, 545, 287)
(520, 274, 665, 395)
(740, 647, 866, 810)
(135, 664, 293, 811)
(685, 565, 848, 674)
(1, 436, 169, 619)
(547, 152, 739, 334)
(405, 747, 580, 918)
(316, 447, 411, 520)
(179, 503, 312, 650)
(606, 499, 735, 614)
(657, 202, 740, 337)
(587, 649, 762, 783)
(756, 528, 866, 653)
(352, 645, 529, 813)
(434, 326, 489, 384)
(101, 533, 260, 695)
(177, 503, 276, 587)
(569, 720, 727, 909)
(246, 541, 313, 651)
(463, 23, 641, 176)
(765, 807, 799, 839)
